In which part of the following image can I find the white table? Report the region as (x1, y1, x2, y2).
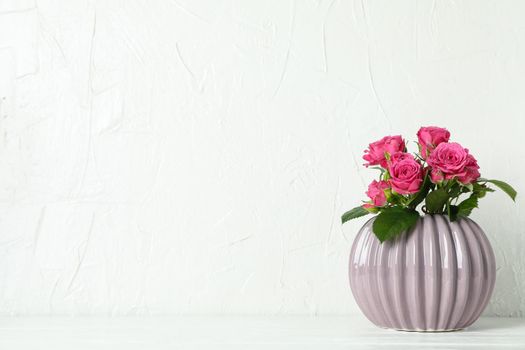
(0, 316, 523, 349)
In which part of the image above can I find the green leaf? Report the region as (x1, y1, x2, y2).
(341, 206, 370, 224)
(472, 182, 494, 198)
(448, 182, 462, 198)
(448, 204, 459, 221)
(478, 179, 517, 201)
(372, 207, 420, 243)
(425, 188, 449, 213)
(408, 172, 433, 209)
(464, 183, 474, 192)
(457, 195, 478, 217)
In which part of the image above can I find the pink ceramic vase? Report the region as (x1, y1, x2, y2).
(349, 214, 496, 332)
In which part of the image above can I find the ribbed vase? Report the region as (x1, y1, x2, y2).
(349, 214, 496, 332)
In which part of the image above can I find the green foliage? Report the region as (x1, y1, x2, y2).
(425, 188, 449, 213)
(341, 206, 370, 224)
(448, 204, 459, 221)
(479, 179, 517, 201)
(340, 176, 517, 242)
(372, 207, 420, 243)
(408, 172, 433, 209)
(472, 182, 494, 198)
(457, 195, 479, 217)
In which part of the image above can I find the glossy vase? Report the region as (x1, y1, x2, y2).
(349, 214, 496, 332)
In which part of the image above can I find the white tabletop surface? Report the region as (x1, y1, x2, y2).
(0, 316, 523, 349)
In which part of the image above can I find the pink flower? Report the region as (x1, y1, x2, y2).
(457, 154, 480, 184)
(430, 168, 444, 183)
(417, 126, 450, 159)
(387, 152, 414, 170)
(365, 180, 390, 207)
(388, 157, 423, 194)
(427, 142, 480, 184)
(363, 135, 406, 168)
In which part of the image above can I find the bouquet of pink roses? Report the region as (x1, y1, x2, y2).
(342, 126, 517, 242)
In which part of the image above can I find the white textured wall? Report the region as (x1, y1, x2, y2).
(0, 0, 523, 316)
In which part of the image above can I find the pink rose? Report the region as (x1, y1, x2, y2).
(365, 180, 390, 207)
(429, 167, 444, 183)
(388, 157, 423, 194)
(457, 154, 480, 184)
(427, 142, 480, 184)
(387, 152, 414, 170)
(363, 135, 405, 168)
(417, 126, 450, 158)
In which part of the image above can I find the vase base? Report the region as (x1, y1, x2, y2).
(384, 327, 465, 333)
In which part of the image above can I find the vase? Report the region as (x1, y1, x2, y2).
(349, 214, 496, 332)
